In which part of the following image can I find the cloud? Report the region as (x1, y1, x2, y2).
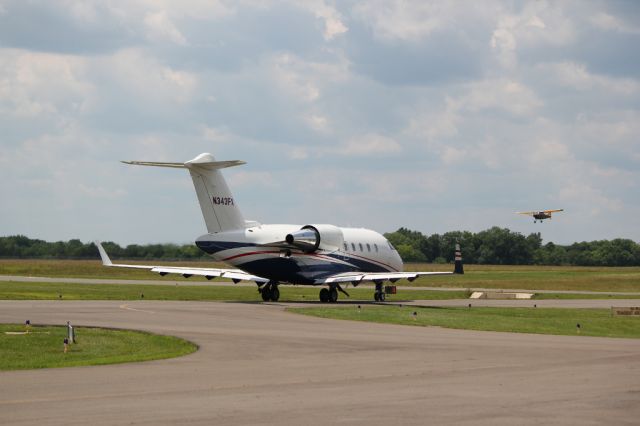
(143, 10, 187, 45)
(341, 133, 402, 156)
(0, 1, 639, 245)
(538, 61, 640, 94)
(0, 49, 93, 118)
(297, 0, 348, 40)
(590, 12, 640, 34)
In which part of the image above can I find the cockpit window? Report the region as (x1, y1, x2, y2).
(351, 243, 356, 251)
(343, 242, 348, 251)
(387, 240, 397, 251)
(366, 243, 371, 252)
(359, 243, 363, 252)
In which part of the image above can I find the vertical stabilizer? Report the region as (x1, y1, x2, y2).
(121, 153, 247, 233)
(185, 153, 245, 233)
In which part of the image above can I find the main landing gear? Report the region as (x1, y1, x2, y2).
(261, 282, 280, 302)
(373, 282, 385, 302)
(319, 287, 339, 303)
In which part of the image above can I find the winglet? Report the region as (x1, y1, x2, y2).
(95, 241, 113, 266)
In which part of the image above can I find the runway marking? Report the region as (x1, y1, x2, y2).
(119, 304, 155, 314)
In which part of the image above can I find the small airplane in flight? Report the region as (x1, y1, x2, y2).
(516, 209, 564, 223)
(96, 153, 463, 303)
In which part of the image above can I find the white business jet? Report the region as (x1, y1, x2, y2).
(96, 153, 463, 303)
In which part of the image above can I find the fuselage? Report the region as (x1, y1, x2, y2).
(533, 212, 552, 220)
(195, 224, 403, 284)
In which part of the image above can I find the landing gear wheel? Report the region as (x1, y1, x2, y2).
(329, 287, 338, 303)
(319, 288, 330, 303)
(261, 287, 271, 302)
(378, 292, 385, 302)
(374, 292, 380, 302)
(270, 286, 280, 302)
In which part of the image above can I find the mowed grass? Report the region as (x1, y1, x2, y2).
(288, 305, 640, 339)
(405, 263, 640, 292)
(0, 324, 197, 370)
(0, 281, 466, 301)
(1, 259, 639, 293)
(0, 259, 223, 280)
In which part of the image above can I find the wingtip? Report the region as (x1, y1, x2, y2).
(94, 240, 113, 266)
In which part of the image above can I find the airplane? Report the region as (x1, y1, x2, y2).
(516, 209, 564, 223)
(96, 152, 463, 303)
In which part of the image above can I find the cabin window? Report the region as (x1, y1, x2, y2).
(343, 242, 348, 251)
(366, 243, 371, 252)
(359, 243, 363, 252)
(374, 243, 378, 252)
(351, 243, 356, 251)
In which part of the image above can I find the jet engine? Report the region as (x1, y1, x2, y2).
(285, 224, 344, 253)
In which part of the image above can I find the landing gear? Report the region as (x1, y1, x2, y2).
(329, 287, 338, 303)
(373, 282, 385, 302)
(319, 286, 339, 303)
(319, 288, 329, 303)
(261, 282, 280, 302)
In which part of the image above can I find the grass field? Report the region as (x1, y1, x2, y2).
(288, 305, 640, 339)
(1, 281, 638, 302)
(0, 324, 197, 370)
(0, 281, 467, 301)
(2, 259, 640, 292)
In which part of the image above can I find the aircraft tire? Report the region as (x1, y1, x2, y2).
(270, 286, 280, 302)
(379, 292, 385, 302)
(374, 292, 379, 302)
(329, 287, 338, 303)
(319, 288, 330, 303)
(261, 288, 270, 302)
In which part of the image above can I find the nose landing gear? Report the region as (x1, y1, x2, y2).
(373, 281, 385, 302)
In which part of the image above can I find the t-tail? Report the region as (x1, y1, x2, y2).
(122, 153, 246, 233)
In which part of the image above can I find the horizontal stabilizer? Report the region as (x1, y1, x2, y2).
(122, 159, 245, 170)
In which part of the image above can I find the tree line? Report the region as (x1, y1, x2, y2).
(1, 229, 639, 266)
(0, 235, 207, 261)
(384, 227, 640, 266)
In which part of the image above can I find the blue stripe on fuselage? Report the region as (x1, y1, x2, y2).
(196, 240, 254, 255)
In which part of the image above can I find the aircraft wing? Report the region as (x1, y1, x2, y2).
(315, 271, 454, 285)
(542, 209, 564, 213)
(516, 211, 536, 216)
(95, 241, 269, 284)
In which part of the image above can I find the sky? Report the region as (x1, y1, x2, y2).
(1, 0, 639, 246)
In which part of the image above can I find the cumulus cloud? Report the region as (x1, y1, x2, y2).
(0, 1, 639, 244)
(341, 133, 402, 156)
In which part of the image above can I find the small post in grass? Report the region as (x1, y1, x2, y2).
(25, 320, 31, 334)
(63, 338, 69, 353)
(576, 323, 581, 334)
(67, 321, 75, 344)
(357, 305, 361, 313)
(412, 311, 417, 321)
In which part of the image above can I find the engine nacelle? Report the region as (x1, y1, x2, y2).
(285, 224, 344, 253)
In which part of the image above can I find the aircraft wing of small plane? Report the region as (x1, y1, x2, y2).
(516, 209, 564, 216)
(95, 241, 269, 284)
